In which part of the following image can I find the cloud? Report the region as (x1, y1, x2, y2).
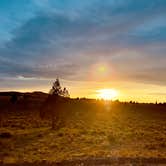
(148, 92, 166, 96)
(0, 58, 81, 80)
(0, 0, 166, 86)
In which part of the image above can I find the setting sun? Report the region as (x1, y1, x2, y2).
(97, 89, 118, 100)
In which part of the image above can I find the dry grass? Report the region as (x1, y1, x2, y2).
(0, 96, 166, 165)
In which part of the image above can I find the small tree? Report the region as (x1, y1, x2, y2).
(49, 78, 62, 96)
(40, 78, 70, 129)
(49, 78, 70, 98)
(62, 87, 70, 98)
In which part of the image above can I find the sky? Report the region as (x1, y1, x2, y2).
(0, 0, 166, 102)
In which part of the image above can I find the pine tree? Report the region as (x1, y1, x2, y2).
(49, 78, 70, 97)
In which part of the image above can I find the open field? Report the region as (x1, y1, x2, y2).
(0, 92, 166, 165)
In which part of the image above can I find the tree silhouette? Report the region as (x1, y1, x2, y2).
(10, 93, 18, 104)
(49, 78, 70, 97)
(62, 87, 70, 98)
(40, 78, 70, 129)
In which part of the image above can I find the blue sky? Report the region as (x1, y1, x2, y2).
(0, 0, 166, 101)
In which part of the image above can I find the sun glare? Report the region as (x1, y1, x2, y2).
(97, 89, 118, 100)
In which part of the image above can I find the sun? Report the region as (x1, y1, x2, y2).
(97, 89, 118, 100)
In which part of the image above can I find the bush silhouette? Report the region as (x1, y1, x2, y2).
(10, 93, 18, 104)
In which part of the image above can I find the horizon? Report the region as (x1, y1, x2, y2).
(0, 0, 166, 103)
(1, 88, 166, 104)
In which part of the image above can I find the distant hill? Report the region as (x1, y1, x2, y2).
(0, 91, 48, 97)
(0, 91, 22, 96)
(0, 91, 48, 106)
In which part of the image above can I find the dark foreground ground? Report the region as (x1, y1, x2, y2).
(0, 92, 166, 165)
(1, 157, 166, 166)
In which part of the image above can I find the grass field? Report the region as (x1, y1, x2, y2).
(0, 93, 166, 165)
